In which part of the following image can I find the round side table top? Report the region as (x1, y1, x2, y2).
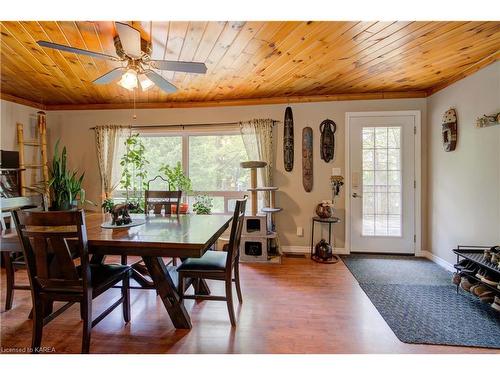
(312, 216, 341, 223)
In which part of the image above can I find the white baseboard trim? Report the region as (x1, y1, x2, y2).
(418, 250, 455, 272)
(282, 246, 349, 255)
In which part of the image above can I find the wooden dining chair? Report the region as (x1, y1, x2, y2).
(1, 205, 39, 311)
(12, 209, 131, 354)
(177, 197, 247, 326)
(144, 175, 182, 215)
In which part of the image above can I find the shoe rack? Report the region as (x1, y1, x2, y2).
(453, 245, 500, 312)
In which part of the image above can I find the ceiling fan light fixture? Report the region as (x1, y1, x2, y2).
(138, 73, 154, 91)
(118, 69, 138, 91)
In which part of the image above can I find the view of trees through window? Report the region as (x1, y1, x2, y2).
(189, 134, 249, 191)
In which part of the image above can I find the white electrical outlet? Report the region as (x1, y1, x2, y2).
(296, 227, 304, 237)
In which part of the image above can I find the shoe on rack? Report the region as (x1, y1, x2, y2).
(475, 269, 488, 279)
(460, 277, 477, 292)
(470, 284, 490, 297)
(491, 301, 500, 312)
(452, 272, 461, 285)
(459, 264, 479, 276)
(479, 273, 499, 287)
(479, 291, 495, 303)
(455, 259, 473, 270)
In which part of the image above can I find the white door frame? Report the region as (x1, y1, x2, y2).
(344, 111, 422, 255)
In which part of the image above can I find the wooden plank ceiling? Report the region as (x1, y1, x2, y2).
(1, 21, 499, 109)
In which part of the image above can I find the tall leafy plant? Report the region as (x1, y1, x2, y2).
(49, 140, 90, 210)
(120, 133, 149, 211)
(159, 161, 192, 192)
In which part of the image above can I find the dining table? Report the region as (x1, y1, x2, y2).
(85, 212, 233, 329)
(1, 211, 233, 330)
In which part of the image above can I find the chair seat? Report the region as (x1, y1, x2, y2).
(177, 251, 227, 272)
(86, 264, 131, 289)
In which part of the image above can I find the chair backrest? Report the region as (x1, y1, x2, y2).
(225, 196, 248, 269)
(12, 210, 88, 294)
(145, 190, 182, 215)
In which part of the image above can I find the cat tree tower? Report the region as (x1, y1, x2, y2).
(239, 161, 281, 263)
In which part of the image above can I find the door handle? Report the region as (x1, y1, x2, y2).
(352, 192, 362, 198)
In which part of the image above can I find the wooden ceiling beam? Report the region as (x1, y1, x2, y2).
(1, 92, 46, 109)
(41, 90, 427, 111)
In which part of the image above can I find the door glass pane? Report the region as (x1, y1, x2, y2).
(362, 127, 402, 236)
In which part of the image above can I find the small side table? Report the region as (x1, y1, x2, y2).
(310, 216, 341, 263)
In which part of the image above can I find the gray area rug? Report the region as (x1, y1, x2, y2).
(343, 255, 500, 349)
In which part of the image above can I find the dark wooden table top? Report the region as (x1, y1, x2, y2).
(86, 213, 233, 258)
(1, 213, 233, 258)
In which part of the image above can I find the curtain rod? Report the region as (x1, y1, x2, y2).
(89, 120, 280, 130)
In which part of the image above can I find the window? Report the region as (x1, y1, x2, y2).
(362, 126, 402, 236)
(114, 128, 249, 213)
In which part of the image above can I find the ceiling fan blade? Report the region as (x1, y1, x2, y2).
(115, 22, 142, 59)
(150, 60, 207, 74)
(93, 67, 127, 84)
(37, 40, 119, 61)
(145, 70, 177, 93)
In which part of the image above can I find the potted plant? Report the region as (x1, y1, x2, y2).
(101, 197, 115, 213)
(119, 133, 148, 213)
(192, 194, 213, 215)
(48, 140, 93, 210)
(159, 161, 192, 214)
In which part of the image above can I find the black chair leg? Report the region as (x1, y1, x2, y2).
(234, 264, 243, 304)
(178, 276, 185, 301)
(225, 279, 236, 326)
(3, 252, 14, 311)
(121, 255, 127, 265)
(122, 274, 131, 323)
(81, 295, 92, 354)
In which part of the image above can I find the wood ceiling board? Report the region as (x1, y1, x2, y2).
(315, 21, 495, 94)
(1, 21, 499, 107)
(1, 22, 83, 104)
(336, 22, 500, 93)
(269, 22, 416, 96)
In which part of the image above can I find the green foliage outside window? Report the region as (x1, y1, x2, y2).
(119, 133, 149, 212)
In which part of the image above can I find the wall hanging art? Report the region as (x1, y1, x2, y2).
(442, 108, 458, 152)
(476, 112, 500, 128)
(283, 106, 294, 172)
(319, 119, 336, 162)
(302, 127, 313, 192)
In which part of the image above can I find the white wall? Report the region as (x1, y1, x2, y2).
(48, 98, 427, 250)
(427, 61, 500, 264)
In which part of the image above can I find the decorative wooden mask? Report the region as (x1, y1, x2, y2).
(442, 108, 458, 152)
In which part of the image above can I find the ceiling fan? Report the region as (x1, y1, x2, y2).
(36, 22, 207, 93)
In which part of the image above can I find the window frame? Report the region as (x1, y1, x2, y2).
(113, 126, 248, 214)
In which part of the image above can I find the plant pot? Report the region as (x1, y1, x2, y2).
(50, 200, 77, 211)
(316, 203, 334, 218)
(179, 203, 189, 214)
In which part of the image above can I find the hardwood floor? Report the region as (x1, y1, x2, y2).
(0, 256, 497, 354)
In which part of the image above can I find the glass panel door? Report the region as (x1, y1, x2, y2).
(362, 127, 402, 236)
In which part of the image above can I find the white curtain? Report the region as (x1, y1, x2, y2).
(239, 119, 275, 206)
(94, 125, 126, 200)
(239, 119, 280, 254)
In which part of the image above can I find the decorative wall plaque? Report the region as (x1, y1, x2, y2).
(302, 127, 313, 192)
(319, 119, 336, 162)
(442, 108, 458, 152)
(283, 106, 294, 172)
